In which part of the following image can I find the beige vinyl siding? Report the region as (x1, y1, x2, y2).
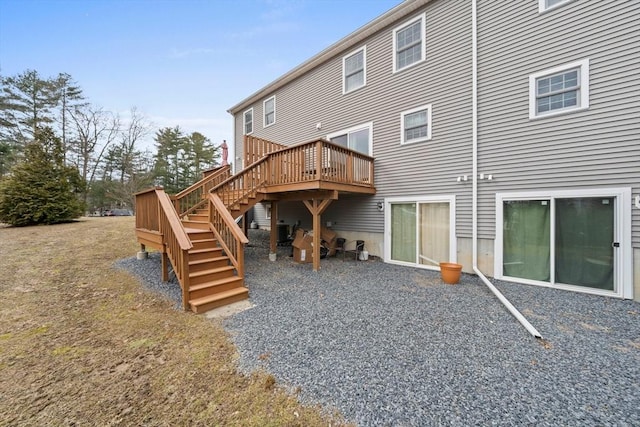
(233, 0, 473, 235)
(477, 0, 640, 245)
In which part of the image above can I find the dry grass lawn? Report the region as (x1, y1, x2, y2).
(0, 217, 343, 426)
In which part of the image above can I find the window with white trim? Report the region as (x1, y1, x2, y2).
(263, 96, 275, 127)
(393, 14, 425, 73)
(529, 59, 589, 119)
(401, 104, 432, 144)
(327, 122, 373, 155)
(343, 46, 366, 94)
(243, 108, 253, 135)
(538, 0, 575, 13)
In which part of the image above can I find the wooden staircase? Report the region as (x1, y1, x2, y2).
(135, 135, 376, 312)
(182, 209, 249, 314)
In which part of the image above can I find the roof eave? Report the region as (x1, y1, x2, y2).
(227, 0, 431, 115)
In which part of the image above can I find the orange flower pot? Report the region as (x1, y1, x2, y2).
(439, 262, 462, 285)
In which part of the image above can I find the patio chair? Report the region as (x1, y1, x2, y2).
(343, 239, 365, 261)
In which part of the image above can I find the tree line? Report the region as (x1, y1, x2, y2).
(0, 69, 220, 225)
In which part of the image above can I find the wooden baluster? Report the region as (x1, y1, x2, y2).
(316, 141, 322, 181)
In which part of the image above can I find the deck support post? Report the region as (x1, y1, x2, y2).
(161, 250, 169, 282)
(303, 198, 333, 271)
(137, 243, 148, 260)
(270, 201, 278, 255)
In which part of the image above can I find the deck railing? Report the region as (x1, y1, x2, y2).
(135, 187, 192, 310)
(211, 138, 374, 210)
(135, 187, 162, 232)
(265, 139, 374, 187)
(207, 193, 249, 277)
(244, 135, 287, 166)
(211, 157, 269, 212)
(172, 165, 231, 218)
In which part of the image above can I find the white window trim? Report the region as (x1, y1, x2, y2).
(392, 13, 426, 73)
(326, 121, 374, 156)
(342, 46, 367, 95)
(243, 107, 253, 135)
(400, 104, 432, 145)
(383, 195, 457, 270)
(265, 204, 271, 220)
(538, 0, 576, 14)
(263, 95, 276, 128)
(529, 59, 589, 119)
(494, 187, 632, 299)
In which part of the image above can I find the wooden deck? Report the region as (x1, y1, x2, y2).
(134, 136, 376, 312)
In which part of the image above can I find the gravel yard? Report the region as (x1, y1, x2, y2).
(123, 229, 640, 426)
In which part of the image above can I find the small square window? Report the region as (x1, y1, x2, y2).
(343, 46, 366, 94)
(401, 105, 432, 144)
(392, 14, 425, 73)
(243, 108, 253, 135)
(529, 60, 589, 119)
(263, 96, 275, 127)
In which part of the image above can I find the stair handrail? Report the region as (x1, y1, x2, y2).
(208, 156, 270, 210)
(206, 193, 249, 277)
(172, 164, 231, 218)
(155, 188, 193, 310)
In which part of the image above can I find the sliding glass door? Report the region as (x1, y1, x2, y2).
(502, 196, 615, 291)
(388, 198, 454, 268)
(555, 197, 614, 290)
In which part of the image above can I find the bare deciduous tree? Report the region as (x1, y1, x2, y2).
(69, 104, 120, 203)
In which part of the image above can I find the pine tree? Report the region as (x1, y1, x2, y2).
(0, 127, 85, 226)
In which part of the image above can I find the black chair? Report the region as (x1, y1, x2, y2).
(334, 237, 346, 258)
(343, 239, 365, 261)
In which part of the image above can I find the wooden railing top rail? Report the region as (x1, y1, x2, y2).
(134, 186, 164, 197)
(209, 155, 270, 193)
(156, 188, 192, 250)
(174, 164, 230, 199)
(202, 165, 227, 178)
(206, 193, 249, 244)
(297, 138, 375, 162)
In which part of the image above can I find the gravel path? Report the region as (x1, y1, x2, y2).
(119, 230, 640, 426)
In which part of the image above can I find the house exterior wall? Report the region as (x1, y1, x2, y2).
(476, 0, 640, 241)
(232, 0, 473, 239)
(228, 0, 640, 299)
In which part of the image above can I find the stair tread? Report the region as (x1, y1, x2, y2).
(190, 238, 215, 243)
(189, 265, 235, 278)
(185, 227, 210, 233)
(189, 287, 249, 306)
(189, 256, 229, 265)
(189, 247, 222, 254)
(189, 276, 244, 291)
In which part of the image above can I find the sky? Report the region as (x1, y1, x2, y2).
(0, 0, 401, 156)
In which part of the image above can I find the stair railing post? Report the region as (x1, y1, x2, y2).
(181, 250, 190, 310)
(237, 238, 245, 277)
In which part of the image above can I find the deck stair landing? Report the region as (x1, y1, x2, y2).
(182, 210, 248, 313)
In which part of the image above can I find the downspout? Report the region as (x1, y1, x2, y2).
(471, 0, 542, 339)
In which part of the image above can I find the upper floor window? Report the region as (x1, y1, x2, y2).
(343, 46, 366, 94)
(327, 122, 373, 155)
(243, 108, 253, 135)
(263, 96, 275, 127)
(539, 0, 575, 13)
(529, 59, 589, 119)
(401, 105, 432, 144)
(393, 14, 425, 73)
